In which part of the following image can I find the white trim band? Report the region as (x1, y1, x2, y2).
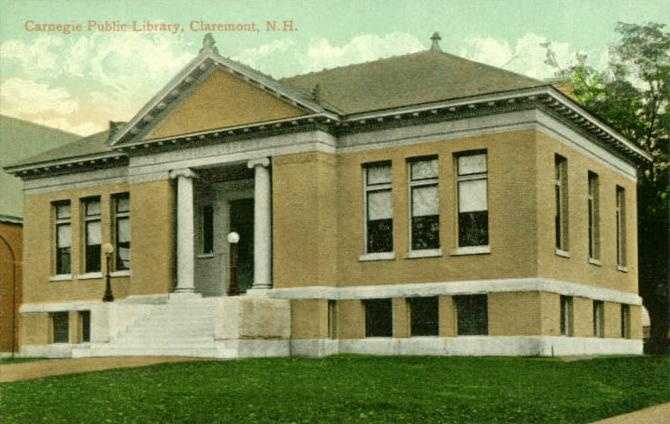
(268, 277, 642, 305)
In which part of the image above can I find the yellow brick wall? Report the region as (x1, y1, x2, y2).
(489, 292, 543, 336)
(535, 132, 638, 293)
(604, 302, 622, 338)
(392, 298, 410, 338)
(290, 299, 328, 339)
(337, 299, 365, 339)
(0, 222, 21, 352)
(19, 313, 49, 346)
(22, 179, 132, 304)
(335, 129, 538, 286)
(273, 152, 338, 288)
(572, 297, 594, 337)
(438, 296, 456, 337)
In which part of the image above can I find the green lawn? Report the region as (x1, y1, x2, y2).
(1, 355, 668, 423)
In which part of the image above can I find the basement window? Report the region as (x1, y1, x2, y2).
(409, 296, 439, 336)
(80, 311, 91, 343)
(51, 312, 69, 344)
(560, 296, 574, 336)
(365, 299, 392, 337)
(621, 304, 631, 339)
(593, 301, 605, 338)
(455, 295, 488, 335)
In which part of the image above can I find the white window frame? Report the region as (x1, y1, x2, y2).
(555, 155, 569, 255)
(361, 162, 394, 260)
(455, 151, 489, 252)
(587, 172, 600, 262)
(82, 197, 102, 274)
(616, 186, 627, 269)
(53, 201, 72, 279)
(408, 157, 440, 256)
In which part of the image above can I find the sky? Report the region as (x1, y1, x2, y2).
(0, 0, 668, 136)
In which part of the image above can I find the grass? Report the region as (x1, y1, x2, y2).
(1, 355, 668, 423)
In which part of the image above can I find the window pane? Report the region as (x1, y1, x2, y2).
(366, 164, 391, 185)
(116, 195, 130, 213)
(52, 312, 69, 343)
(459, 179, 487, 212)
(56, 203, 71, 219)
(116, 217, 131, 270)
(411, 159, 438, 180)
(410, 297, 439, 336)
(56, 247, 71, 275)
(365, 299, 392, 337)
(455, 295, 488, 335)
(367, 190, 392, 220)
(412, 215, 439, 250)
(367, 219, 393, 253)
(85, 199, 100, 216)
(57, 224, 71, 248)
(459, 211, 489, 247)
(458, 154, 486, 175)
(86, 221, 101, 245)
(203, 205, 214, 254)
(412, 185, 438, 217)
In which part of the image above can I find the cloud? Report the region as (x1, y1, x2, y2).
(0, 78, 79, 116)
(232, 39, 296, 74)
(460, 33, 580, 80)
(0, 35, 64, 75)
(302, 32, 425, 73)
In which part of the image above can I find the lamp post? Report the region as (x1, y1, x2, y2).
(227, 232, 240, 296)
(102, 243, 115, 302)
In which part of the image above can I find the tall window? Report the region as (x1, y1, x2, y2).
(409, 158, 440, 251)
(51, 312, 69, 344)
(54, 201, 72, 275)
(456, 152, 488, 247)
(364, 162, 393, 253)
(621, 304, 631, 339)
(560, 296, 574, 336)
(82, 197, 102, 273)
(364, 299, 393, 337)
(587, 172, 600, 260)
(455, 295, 488, 335)
(555, 155, 569, 251)
(113, 194, 130, 271)
(616, 186, 626, 267)
(593, 301, 605, 338)
(409, 296, 439, 336)
(202, 204, 214, 255)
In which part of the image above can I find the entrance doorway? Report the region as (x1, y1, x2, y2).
(229, 198, 254, 293)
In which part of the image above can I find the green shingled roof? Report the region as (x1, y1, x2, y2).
(5, 48, 546, 178)
(0, 115, 81, 218)
(279, 49, 545, 115)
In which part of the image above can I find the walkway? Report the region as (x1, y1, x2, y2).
(0, 356, 205, 383)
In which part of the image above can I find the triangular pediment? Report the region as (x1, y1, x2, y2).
(143, 67, 307, 141)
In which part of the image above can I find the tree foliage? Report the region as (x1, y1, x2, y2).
(551, 22, 669, 353)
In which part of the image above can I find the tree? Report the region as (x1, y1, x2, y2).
(549, 22, 669, 353)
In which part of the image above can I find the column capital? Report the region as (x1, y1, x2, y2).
(169, 168, 198, 180)
(247, 157, 270, 169)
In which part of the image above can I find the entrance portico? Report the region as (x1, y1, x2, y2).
(170, 158, 273, 297)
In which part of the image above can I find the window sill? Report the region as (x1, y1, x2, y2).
(49, 274, 72, 282)
(451, 246, 490, 256)
(359, 252, 395, 262)
(588, 258, 602, 267)
(197, 253, 216, 259)
(617, 265, 628, 273)
(406, 249, 442, 259)
(110, 270, 131, 278)
(77, 272, 103, 280)
(555, 249, 570, 258)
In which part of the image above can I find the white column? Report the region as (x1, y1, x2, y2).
(247, 158, 272, 291)
(169, 168, 197, 294)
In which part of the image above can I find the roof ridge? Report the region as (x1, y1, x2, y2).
(279, 49, 430, 80)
